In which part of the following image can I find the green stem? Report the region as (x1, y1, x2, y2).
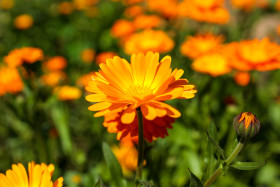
(135, 108, 144, 186)
(204, 138, 246, 187)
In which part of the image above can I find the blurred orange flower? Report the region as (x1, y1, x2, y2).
(73, 0, 98, 10)
(277, 24, 280, 35)
(80, 48, 95, 64)
(95, 51, 118, 64)
(133, 14, 162, 30)
(179, 0, 229, 24)
(276, 0, 280, 10)
(58, 2, 74, 15)
(43, 56, 67, 71)
(124, 30, 174, 54)
(225, 38, 280, 71)
(54, 86, 82, 101)
(76, 72, 94, 88)
(0, 0, 14, 9)
(122, 0, 144, 5)
(180, 33, 224, 59)
(231, 0, 268, 11)
(111, 19, 135, 38)
(0, 161, 63, 187)
(86, 51, 196, 142)
(147, 0, 179, 18)
(192, 53, 231, 76)
(14, 14, 34, 30)
(4, 47, 44, 67)
(40, 71, 67, 87)
(0, 66, 24, 96)
(234, 72, 250, 86)
(124, 5, 143, 18)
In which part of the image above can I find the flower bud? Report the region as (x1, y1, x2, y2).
(233, 112, 260, 138)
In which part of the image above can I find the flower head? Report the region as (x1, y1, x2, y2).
(0, 0, 14, 9)
(58, 2, 74, 15)
(14, 14, 34, 30)
(124, 30, 174, 54)
(0, 66, 24, 96)
(233, 112, 260, 138)
(95, 52, 118, 65)
(0, 161, 63, 187)
(111, 19, 135, 38)
(40, 71, 67, 87)
(81, 48, 95, 64)
(43, 56, 67, 71)
(133, 14, 163, 30)
(54, 86, 82, 101)
(86, 51, 196, 141)
(234, 72, 250, 86)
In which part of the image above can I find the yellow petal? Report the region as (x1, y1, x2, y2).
(85, 94, 106, 102)
(88, 102, 112, 111)
(141, 104, 157, 120)
(121, 106, 136, 124)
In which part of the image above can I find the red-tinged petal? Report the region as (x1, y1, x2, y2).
(121, 106, 136, 124)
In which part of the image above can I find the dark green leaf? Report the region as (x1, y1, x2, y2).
(102, 142, 123, 187)
(206, 130, 225, 159)
(189, 168, 203, 187)
(136, 179, 154, 187)
(231, 161, 266, 170)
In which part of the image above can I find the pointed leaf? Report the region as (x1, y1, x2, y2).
(231, 161, 266, 170)
(94, 178, 102, 187)
(206, 131, 225, 159)
(188, 168, 203, 187)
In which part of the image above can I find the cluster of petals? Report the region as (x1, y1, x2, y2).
(180, 33, 224, 59)
(146, 0, 179, 18)
(54, 85, 82, 101)
(14, 14, 34, 30)
(124, 29, 174, 54)
(0, 161, 63, 187)
(178, 0, 230, 24)
(0, 66, 24, 96)
(43, 56, 67, 71)
(86, 51, 197, 142)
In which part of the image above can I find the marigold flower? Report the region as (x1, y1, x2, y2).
(111, 19, 135, 38)
(0, 0, 14, 9)
(80, 48, 95, 64)
(180, 33, 224, 59)
(0, 161, 63, 187)
(73, 0, 98, 10)
(191, 53, 231, 76)
(14, 14, 33, 30)
(4, 47, 44, 67)
(124, 5, 143, 18)
(40, 71, 67, 87)
(133, 14, 162, 30)
(43, 56, 67, 71)
(58, 2, 74, 15)
(124, 30, 174, 54)
(54, 86, 82, 101)
(234, 72, 250, 86)
(225, 38, 280, 71)
(86, 51, 197, 142)
(76, 72, 94, 88)
(233, 112, 260, 138)
(0, 66, 24, 96)
(179, 0, 229, 24)
(147, 0, 179, 18)
(276, 0, 280, 10)
(95, 51, 118, 64)
(231, 0, 268, 11)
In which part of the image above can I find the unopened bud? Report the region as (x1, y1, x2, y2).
(233, 112, 260, 138)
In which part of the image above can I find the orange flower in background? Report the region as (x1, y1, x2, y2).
(124, 30, 174, 54)
(225, 38, 280, 71)
(0, 161, 63, 187)
(76, 72, 94, 88)
(276, 0, 280, 10)
(40, 71, 67, 87)
(124, 5, 143, 18)
(231, 0, 268, 11)
(133, 14, 162, 30)
(277, 24, 280, 35)
(192, 53, 231, 76)
(122, 0, 144, 5)
(180, 33, 224, 59)
(86, 51, 197, 142)
(81, 48, 95, 64)
(58, 2, 74, 15)
(14, 14, 34, 30)
(0, 66, 24, 96)
(234, 72, 250, 86)
(95, 51, 118, 64)
(111, 19, 135, 38)
(147, 0, 179, 18)
(4, 47, 44, 67)
(0, 0, 14, 9)
(73, 0, 98, 10)
(179, 0, 230, 24)
(43, 56, 67, 71)
(54, 86, 82, 101)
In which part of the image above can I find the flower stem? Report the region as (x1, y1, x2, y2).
(204, 137, 246, 187)
(135, 108, 144, 186)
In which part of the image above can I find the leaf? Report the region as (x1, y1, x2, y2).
(231, 161, 266, 170)
(188, 168, 203, 187)
(206, 126, 225, 159)
(136, 179, 154, 187)
(102, 142, 123, 187)
(94, 178, 102, 187)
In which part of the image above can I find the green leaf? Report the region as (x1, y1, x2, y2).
(102, 142, 124, 187)
(206, 126, 225, 159)
(94, 178, 102, 187)
(136, 179, 154, 187)
(188, 168, 203, 187)
(231, 161, 266, 170)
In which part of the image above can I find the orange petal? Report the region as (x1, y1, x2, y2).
(88, 102, 112, 111)
(121, 106, 136, 124)
(85, 94, 106, 102)
(141, 104, 157, 120)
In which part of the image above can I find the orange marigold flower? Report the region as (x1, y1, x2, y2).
(81, 48, 95, 64)
(4, 47, 44, 67)
(40, 71, 67, 87)
(233, 112, 260, 138)
(95, 51, 118, 64)
(192, 53, 231, 76)
(179, 0, 230, 24)
(14, 14, 34, 30)
(0, 0, 14, 9)
(180, 33, 224, 59)
(124, 30, 174, 54)
(54, 86, 82, 101)
(76, 72, 94, 88)
(0, 66, 24, 96)
(43, 56, 67, 71)
(73, 0, 98, 10)
(0, 161, 63, 187)
(58, 2, 74, 15)
(231, 0, 268, 11)
(122, 0, 144, 5)
(225, 38, 280, 71)
(276, 0, 280, 10)
(124, 5, 144, 18)
(147, 0, 179, 18)
(234, 72, 250, 86)
(111, 19, 135, 38)
(133, 14, 162, 30)
(86, 51, 197, 142)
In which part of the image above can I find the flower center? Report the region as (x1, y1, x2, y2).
(127, 84, 153, 100)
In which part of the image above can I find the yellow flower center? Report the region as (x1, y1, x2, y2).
(127, 84, 153, 100)
(239, 43, 270, 63)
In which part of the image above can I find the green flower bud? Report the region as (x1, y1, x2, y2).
(233, 112, 260, 138)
